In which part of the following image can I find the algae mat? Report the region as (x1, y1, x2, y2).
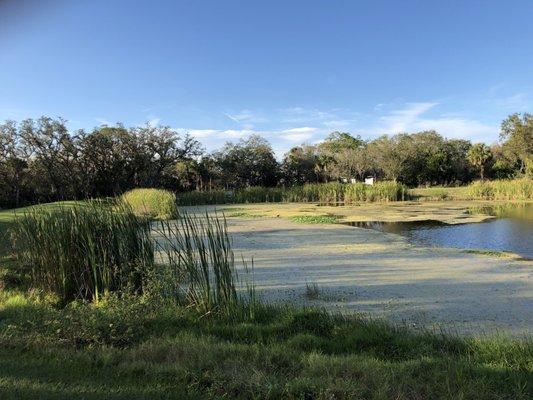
(185, 202, 533, 337)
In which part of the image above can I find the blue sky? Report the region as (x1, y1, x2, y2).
(1, 0, 532, 155)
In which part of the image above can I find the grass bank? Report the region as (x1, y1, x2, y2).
(0, 290, 531, 400)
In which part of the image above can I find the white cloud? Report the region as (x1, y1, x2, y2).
(176, 100, 503, 156)
(280, 126, 318, 143)
(147, 117, 161, 126)
(187, 129, 220, 138)
(221, 129, 253, 138)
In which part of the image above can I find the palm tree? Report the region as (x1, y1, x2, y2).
(467, 143, 493, 181)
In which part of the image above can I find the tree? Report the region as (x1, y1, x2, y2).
(500, 113, 533, 175)
(316, 132, 364, 181)
(213, 135, 279, 188)
(467, 143, 493, 181)
(0, 120, 29, 207)
(281, 145, 320, 185)
(367, 134, 415, 182)
(18, 117, 79, 201)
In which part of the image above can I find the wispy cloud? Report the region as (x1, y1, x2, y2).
(95, 117, 112, 126)
(224, 110, 268, 128)
(378, 102, 439, 133)
(494, 93, 529, 110)
(363, 102, 496, 142)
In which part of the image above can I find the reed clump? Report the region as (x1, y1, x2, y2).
(121, 188, 178, 220)
(153, 212, 254, 317)
(11, 201, 154, 303)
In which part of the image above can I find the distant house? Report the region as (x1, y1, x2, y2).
(364, 177, 374, 186)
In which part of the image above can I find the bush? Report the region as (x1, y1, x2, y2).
(11, 201, 154, 303)
(121, 188, 178, 219)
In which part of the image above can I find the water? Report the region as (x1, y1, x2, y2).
(346, 203, 533, 258)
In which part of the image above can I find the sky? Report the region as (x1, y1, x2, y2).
(1, 0, 532, 156)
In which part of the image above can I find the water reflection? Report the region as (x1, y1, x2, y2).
(346, 203, 533, 258)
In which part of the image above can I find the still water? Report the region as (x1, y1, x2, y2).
(346, 204, 533, 258)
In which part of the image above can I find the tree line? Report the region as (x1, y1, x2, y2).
(0, 113, 531, 208)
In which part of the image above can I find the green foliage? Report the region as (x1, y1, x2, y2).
(500, 113, 533, 174)
(10, 201, 154, 303)
(212, 134, 279, 188)
(120, 188, 178, 220)
(466, 178, 532, 200)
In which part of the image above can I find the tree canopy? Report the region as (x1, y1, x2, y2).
(0, 113, 530, 208)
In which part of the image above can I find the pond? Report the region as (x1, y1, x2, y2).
(346, 203, 533, 258)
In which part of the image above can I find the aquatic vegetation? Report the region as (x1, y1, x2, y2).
(291, 215, 339, 224)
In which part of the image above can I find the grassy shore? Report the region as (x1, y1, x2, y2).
(410, 178, 532, 201)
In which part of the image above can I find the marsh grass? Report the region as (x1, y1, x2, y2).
(177, 182, 409, 206)
(467, 178, 532, 200)
(121, 188, 178, 219)
(10, 201, 154, 303)
(412, 178, 533, 201)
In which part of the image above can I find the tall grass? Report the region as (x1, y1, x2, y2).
(466, 178, 532, 200)
(121, 188, 178, 219)
(11, 201, 154, 303)
(153, 212, 254, 317)
(177, 182, 409, 206)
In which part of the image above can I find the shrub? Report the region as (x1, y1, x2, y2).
(11, 201, 154, 303)
(121, 188, 178, 220)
